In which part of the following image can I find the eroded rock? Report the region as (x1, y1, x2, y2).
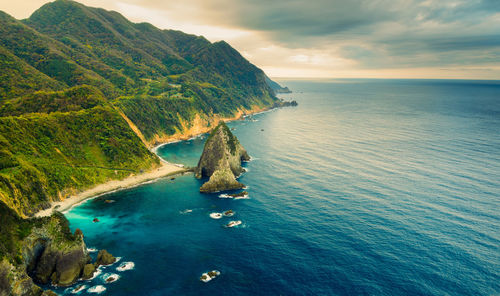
(195, 122, 249, 193)
(96, 250, 115, 266)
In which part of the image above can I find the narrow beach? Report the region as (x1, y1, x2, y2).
(35, 161, 187, 217)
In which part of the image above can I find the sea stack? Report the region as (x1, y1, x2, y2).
(195, 121, 250, 193)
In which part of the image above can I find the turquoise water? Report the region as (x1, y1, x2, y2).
(60, 79, 499, 295)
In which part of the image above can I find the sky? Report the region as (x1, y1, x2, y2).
(2, 0, 500, 79)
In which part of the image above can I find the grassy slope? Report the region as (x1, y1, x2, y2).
(0, 106, 159, 217)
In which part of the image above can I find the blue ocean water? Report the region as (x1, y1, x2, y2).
(60, 79, 499, 295)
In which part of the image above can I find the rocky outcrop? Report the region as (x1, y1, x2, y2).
(82, 264, 96, 280)
(22, 219, 91, 288)
(0, 202, 118, 295)
(273, 99, 298, 108)
(32, 242, 89, 286)
(195, 122, 250, 193)
(95, 250, 116, 266)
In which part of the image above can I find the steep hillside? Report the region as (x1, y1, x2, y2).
(0, 0, 282, 219)
(0, 106, 159, 217)
(0, 1, 286, 293)
(22, 0, 276, 144)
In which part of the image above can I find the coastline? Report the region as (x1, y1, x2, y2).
(35, 161, 187, 217)
(151, 106, 277, 153)
(35, 105, 276, 218)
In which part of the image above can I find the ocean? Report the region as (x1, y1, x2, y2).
(58, 79, 499, 295)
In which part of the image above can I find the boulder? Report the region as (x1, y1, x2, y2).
(33, 244, 88, 286)
(82, 263, 96, 280)
(96, 250, 115, 266)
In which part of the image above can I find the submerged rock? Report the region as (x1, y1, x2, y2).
(195, 122, 250, 193)
(229, 191, 248, 198)
(223, 210, 234, 217)
(225, 220, 242, 228)
(200, 270, 220, 282)
(96, 250, 116, 266)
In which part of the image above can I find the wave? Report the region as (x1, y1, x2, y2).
(200, 270, 220, 282)
(225, 220, 242, 228)
(67, 284, 86, 294)
(218, 194, 233, 199)
(180, 209, 193, 214)
(234, 194, 250, 200)
(116, 261, 135, 272)
(87, 285, 106, 294)
(210, 212, 223, 219)
(86, 266, 103, 281)
(102, 273, 120, 284)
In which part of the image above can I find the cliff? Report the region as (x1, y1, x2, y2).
(0, 201, 117, 295)
(195, 122, 250, 193)
(0, 202, 86, 295)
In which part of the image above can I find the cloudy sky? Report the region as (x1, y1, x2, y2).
(2, 0, 500, 79)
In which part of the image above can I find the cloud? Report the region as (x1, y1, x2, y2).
(1, 0, 499, 78)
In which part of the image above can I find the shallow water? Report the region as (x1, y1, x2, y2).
(60, 79, 500, 295)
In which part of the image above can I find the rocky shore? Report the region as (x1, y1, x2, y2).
(0, 202, 116, 296)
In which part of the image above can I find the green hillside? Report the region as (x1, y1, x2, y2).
(0, 0, 279, 219)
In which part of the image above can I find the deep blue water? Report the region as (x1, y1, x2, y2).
(60, 79, 499, 295)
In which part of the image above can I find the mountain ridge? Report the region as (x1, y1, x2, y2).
(0, 0, 282, 217)
(0, 2, 288, 293)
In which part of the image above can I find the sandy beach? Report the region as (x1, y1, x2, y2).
(35, 161, 188, 217)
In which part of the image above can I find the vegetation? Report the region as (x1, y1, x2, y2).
(0, 201, 76, 266)
(0, 1, 284, 293)
(0, 106, 159, 217)
(0, 0, 278, 217)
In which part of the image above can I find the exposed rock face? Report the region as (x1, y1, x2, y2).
(0, 208, 93, 295)
(29, 227, 90, 287)
(0, 259, 43, 296)
(96, 250, 116, 266)
(195, 122, 250, 193)
(82, 264, 96, 280)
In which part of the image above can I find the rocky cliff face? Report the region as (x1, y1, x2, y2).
(0, 202, 116, 295)
(195, 122, 250, 193)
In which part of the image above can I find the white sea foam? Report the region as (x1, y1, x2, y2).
(234, 194, 250, 200)
(87, 247, 98, 253)
(200, 270, 220, 282)
(114, 257, 122, 264)
(87, 285, 106, 293)
(225, 220, 242, 227)
(180, 209, 193, 214)
(69, 285, 86, 294)
(210, 212, 223, 219)
(218, 194, 233, 199)
(87, 266, 103, 280)
(102, 273, 120, 283)
(116, 261, 135, 271)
